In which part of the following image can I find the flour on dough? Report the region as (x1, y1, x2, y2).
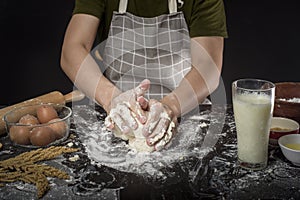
(105, 104, 154, 152)
(105, 104, 175, 152)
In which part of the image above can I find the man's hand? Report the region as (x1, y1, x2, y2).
(142, 100, 177, 151)
(105, 79, 178, 151)
(105, 79, 150, 134)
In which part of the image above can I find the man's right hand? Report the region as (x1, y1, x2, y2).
(105, 79, 150, 134)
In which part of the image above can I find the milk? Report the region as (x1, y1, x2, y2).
(233, 93, 273, 165)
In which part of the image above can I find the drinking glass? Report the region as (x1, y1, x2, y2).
(232, 79, 275, 170)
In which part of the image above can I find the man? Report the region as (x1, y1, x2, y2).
(60, 0, 228, 150)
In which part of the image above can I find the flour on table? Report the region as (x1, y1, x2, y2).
(72, 105, 225, 176)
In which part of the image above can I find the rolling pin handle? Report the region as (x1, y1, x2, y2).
(64, 90, 85, 103)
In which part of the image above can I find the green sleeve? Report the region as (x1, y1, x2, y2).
(73, 0, 106, 19)
(189, 0, 228, 38)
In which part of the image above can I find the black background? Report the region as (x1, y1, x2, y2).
(0, 0, 299, 106)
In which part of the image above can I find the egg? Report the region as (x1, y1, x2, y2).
(19, 114, 40, 125)
(9, 126, 31, 145)
(36, 105, 58, 123)
(47, 118, 67, 139)
(30, 126, 56, 146)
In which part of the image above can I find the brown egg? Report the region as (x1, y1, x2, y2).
(36, 105, 58, 123)
(9, 126, 31, 145)
(47, 118, 67, 139)
(19, 114, 40, 125)
(30, 126, 56, 146)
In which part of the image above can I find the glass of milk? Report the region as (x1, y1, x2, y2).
(232, 79, 275, 170)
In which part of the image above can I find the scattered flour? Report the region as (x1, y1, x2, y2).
(72, 105, 224, 176)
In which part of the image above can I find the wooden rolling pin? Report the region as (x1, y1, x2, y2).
(0, 90, 85, 136)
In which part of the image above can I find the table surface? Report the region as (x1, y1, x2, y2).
(0, 104, 300, 200)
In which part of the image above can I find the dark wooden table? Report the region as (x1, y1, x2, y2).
(0, 104, 300, 200)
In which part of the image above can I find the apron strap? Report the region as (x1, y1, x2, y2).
(118, 0, 178, 14)
(168, 0, 177, 13)
(118, 0, 128, 14)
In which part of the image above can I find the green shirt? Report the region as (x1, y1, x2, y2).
(73, 0, 228, 43)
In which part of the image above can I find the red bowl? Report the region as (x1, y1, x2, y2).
(274, 82, 300, 124)
(269, 117, 299, 147)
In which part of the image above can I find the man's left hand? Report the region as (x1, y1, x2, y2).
(141, 99, 177, 151)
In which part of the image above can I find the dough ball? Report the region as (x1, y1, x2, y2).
(108, 106, 155, 152)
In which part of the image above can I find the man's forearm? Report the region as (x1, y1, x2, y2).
(161, 66, 219, 117)
(61, 45, 120, 112)
(161, 37, 224, 117)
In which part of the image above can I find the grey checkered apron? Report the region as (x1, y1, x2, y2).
(103, 0, 191, 100)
